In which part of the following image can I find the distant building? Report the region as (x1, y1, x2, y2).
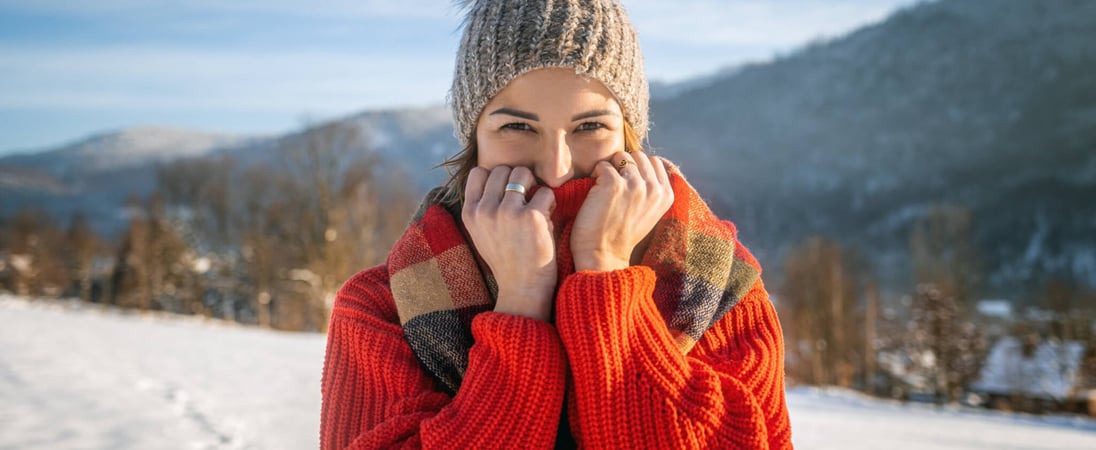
(971, 336, 1093, 414)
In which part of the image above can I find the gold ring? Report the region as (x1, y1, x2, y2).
(617, 159, 636, 168)
(504, 183, 526, 196)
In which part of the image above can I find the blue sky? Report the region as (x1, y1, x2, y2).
(0, 0, 923, 155)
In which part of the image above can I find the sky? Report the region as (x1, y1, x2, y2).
(0, 0, 925, 155)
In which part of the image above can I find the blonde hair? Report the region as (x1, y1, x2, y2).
(437, 120, 645, 207)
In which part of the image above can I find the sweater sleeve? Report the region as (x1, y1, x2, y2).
(320, 266, 568, 449)
(555, 265, 792, 450)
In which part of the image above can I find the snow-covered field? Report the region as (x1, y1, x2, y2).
(2, 295, 1095, 449)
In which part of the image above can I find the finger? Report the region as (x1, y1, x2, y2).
(630, 150, 658, 182)
(592, 159, 622, 183)
(610, 150, 634, 167)
(611, 151, 640, 180)
(503, 166, 536, 206)
(527, 184, 555, 214)
(483, 166, 512, 205)
(651, 155, 671, 187)
(464, 167, 487, 205)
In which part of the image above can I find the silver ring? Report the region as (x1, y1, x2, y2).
(504, 183, 526, 196)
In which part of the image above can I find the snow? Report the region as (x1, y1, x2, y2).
(787, 387, 1096, 449)
(3, 294, 1096, 449)
(80, 127, 245, 161)
(976, 299, 1013, 319)
(0, 295, 323, 450)
(1023, 213, 1051, 267)
(54, 126, 253, 174)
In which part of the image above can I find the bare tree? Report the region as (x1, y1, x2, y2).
(108, 118, 419, 331)
(905, 283, 987, 404)
(3, 209, 69, 296)
(110, 194, 191, 312)
(781, 236, 865, 387)
(864, 278, 881, 395)
(236, 166, 297, 328)
(64, 212, 99, 302)
(910, 205, 980, 308)
(279, 122, 357, 331)
(227, 120, 414, 331)
(157, 156, 236, 248)
(279, 120, 415, 331)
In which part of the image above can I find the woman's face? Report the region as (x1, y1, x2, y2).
(474, 67, 626, 188)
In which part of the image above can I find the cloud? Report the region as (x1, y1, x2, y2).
(626, 0, 923, 47)
(0, 0, 461, 20)
(0, 45, 451, 112)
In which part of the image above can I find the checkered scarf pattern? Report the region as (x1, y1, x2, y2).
(387, 163, 760, 394)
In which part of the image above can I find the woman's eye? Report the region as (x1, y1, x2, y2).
(502, 122, 533, 132)
(576, 122, 605, 132)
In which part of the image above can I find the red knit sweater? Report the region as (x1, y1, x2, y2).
(320, 257, 792, 448)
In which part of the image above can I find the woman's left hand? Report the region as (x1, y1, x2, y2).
(571, 151, 674, 272)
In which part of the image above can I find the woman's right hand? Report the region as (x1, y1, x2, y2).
(463, 166, 557, 321)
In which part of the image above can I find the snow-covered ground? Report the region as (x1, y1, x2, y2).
(2, 295, 1095, 449)
(787, 387, 1096, 449)
(0, 295, 322, 450)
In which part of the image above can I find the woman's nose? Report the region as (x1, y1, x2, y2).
(535, 133, 573, 188)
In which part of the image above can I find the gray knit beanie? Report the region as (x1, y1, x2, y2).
(449, 0, 649, 148)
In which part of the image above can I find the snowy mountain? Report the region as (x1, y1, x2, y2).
(2, 0, 1094, 297)
(0, 127, 269, 233)
(2, 294, 1095, 450)
(1, 126, 257, 176)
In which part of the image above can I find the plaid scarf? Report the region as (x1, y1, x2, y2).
(387, 163, 760, 394)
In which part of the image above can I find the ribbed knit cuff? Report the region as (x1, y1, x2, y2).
(557, 265, 656, 331)
(433, 312, 566, 447)
(556, 266, 691, 386)
(468, 311, 567, 384)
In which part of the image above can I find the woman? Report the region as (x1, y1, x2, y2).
(320, 0, 791, 448)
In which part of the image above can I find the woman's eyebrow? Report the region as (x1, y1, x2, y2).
(488, 107, 538, 121)
(571, 109, 618, 121)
